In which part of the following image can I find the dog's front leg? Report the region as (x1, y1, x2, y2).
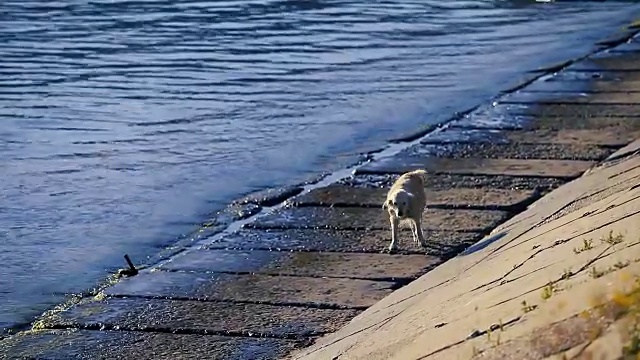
(388, 216, 400, 253)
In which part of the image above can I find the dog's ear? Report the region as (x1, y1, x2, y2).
(382, 199, 391, 210)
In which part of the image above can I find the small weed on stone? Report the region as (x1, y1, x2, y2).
(589, 266, 606, 279)
(574, 238, 594, 254)
(541, 282, 556, 300)
(615, 260, 631, 270)
(522, 300, 537, 313)
(589, 262, 631, 279)
(601, 231, 624, 246)
(616, 278, 640, 357)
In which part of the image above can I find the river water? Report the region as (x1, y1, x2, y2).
(1, 0, 640, 333)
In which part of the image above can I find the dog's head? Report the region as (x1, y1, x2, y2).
(383, 190, 413, 219)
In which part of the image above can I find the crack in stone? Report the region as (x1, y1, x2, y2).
(487, 244, 618, 310)
(474, 209, 640, 296)
(415, 316, 522, 360)
(495, 190, 640, 256)
(487, 238, 640, 308)
(290, 315, 397, 359)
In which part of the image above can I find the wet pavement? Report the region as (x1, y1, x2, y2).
(5, 30, 640, 360)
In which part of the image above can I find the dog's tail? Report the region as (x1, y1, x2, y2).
(406, 169, 428, 185)
(407, 169, 428, 178)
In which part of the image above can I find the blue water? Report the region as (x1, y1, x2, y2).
(1, 0, 640, 332)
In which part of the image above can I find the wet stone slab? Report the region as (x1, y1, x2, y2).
(104, 271, 395, 309)
(500, 90, 611, 104)
(160, 249, 438, 280)
(232, 186, 305, 207)
(448, 104, 640, 132)
(206, 228, 483, 257)
(411, 140, 614, 162)
(158, 249, 281, 274)
(531, 115, 640, 134)
(448, 105, 534, 130)
(42, 298, 360, 338)
(0, 329, 300, 360)
(501, 90, 640, 105)
(569, 52, 640, 71)
(338, 173, 566, 192)
(421, 125, 633, 148)
(355, 155, 595, 179)
(147, 203, 264, 264)
(466, 102, 640, 123)
(594, 29, 638, 48)
(418, 127, 508, 144)
(510, 81, 593, 94)
(545, 69, 632, 82)
(502, 128, 638, 147)
(244, 206, 509, 233)
(418, 124, 627, 149)
(531, 79, 640, 94)
(607, 40, 640, 53)
(290, 185, 537, 211)
(488, 102, 640, 118)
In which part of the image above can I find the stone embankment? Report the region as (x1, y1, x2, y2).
(3, 26, 640, 360)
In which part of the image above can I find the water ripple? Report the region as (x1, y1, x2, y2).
(1, 0, 640, 332)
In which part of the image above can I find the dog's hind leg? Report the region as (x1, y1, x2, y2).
(414, 219, 428, 249)
(409, 221, 419, 244)
(388, 217, 400, 253)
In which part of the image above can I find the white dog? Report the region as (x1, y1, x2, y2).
(382, 169, 429, 253)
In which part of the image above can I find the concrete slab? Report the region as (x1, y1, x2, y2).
(502, 89, 640, 105)
(418, 128, 508, 144)
(339, 173, 566, 192)
(606, 40, 640, 53)
(41, 298, 360, 338)
(159, 249, 282, 274)
(410, 140, 613, 162)
(206, 228, 483, 257)
(573, 52, 640, 71)
(426, 124, 634, 147)
(523, 57, 640, 92)
(290, 185, 538, 211)
(0, 329, 299, 360)
(286, 138, 640, 360)
(104, 271, 395, 309)
(596, 29, 638, 47)
(160, 250, 438, 280)
(232, 186, 304, 207)
(546, 69, 630, 83)
(504, 128, 639, 147)
(415, 128, 617, 160)
(532, 116, 640, 134)
(606, 137, 640, 161)
(450, 104, 640, 132)
(448, 104, 535, 130)
(528, 103, 640, 118)
(245, 206, 510, 233)
(355, 156, 595, 179)
(501, 91, 613, 105)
